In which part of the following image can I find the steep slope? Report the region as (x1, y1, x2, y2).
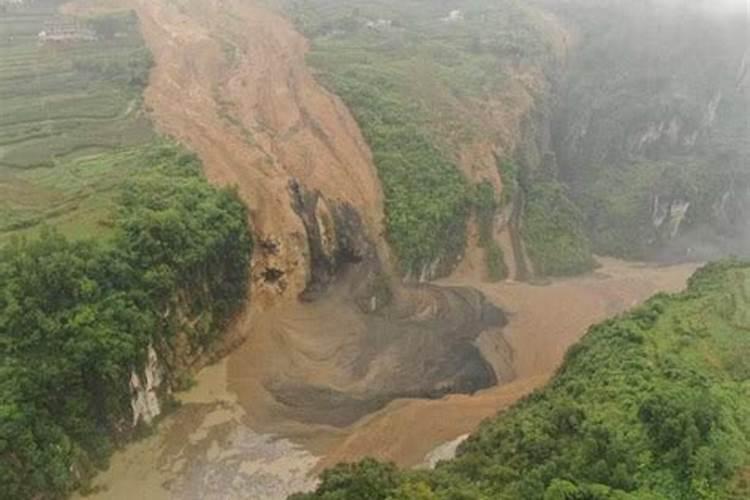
(288, 0, 597, 279)
(546, 0, 750, 261)
(62, 0, 517, 446)
(279, 0, 750, 277)
(122, 0, 388, 302)
(280, 0, 597, 280)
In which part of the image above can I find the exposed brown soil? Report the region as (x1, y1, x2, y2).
(67, 0, 389, 305)
(62, 1, 702, 498)
(317, 258, 699, 469)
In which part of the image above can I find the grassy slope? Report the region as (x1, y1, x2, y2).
(0, 1, 154, 240)
(0, 145, 181, 241)
(522, 178, 595, 276)
(294, 260, 750, 499)
(283, 0, 583, 276)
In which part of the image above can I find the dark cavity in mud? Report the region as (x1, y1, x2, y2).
(263, 283, 510, 428)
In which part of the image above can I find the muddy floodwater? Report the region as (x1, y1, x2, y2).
(77, 258, 699, 500)
(74, 359, 319, 500)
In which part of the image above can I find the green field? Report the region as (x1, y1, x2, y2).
(0, 144, 197, 241)
(0, 1, 154, 239)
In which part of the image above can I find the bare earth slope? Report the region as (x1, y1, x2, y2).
(62, 1, 702, 499)
(104, 0, 518, 433)
(67, 0, 388, 302)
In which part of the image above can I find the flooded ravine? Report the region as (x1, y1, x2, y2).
(77, 258, 699, 500)
(74, 358, 320, 500)
(47, 0, 738, 497)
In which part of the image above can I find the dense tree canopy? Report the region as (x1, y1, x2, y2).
(0, 146, 251, 500)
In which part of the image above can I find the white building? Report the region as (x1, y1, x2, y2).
(38, 17, 97, 43)
(443, 10, 464, 23)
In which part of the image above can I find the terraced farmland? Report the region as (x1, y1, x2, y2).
(0, 0, 155, 239)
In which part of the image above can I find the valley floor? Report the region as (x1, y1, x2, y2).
(76, 258, 697, 500)
(56, 1, 699, 497)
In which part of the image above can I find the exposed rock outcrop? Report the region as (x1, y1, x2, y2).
(129, 344, 163, 426)
(547, 0, 750, 260)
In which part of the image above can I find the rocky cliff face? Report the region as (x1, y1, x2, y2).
(547, 0, 750, 260)
(129, 344, 163, 426)
(79, 0, 750, 438)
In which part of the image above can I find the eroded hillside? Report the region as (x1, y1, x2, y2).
(107, 0, 389, 303)
(3, 0, 749, 498)
(283, 0, 750, 275)
(284, 0, 593, 279)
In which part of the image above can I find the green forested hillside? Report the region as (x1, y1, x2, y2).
(288, 0, 750, 275)
(548, 0, 750, 260)
(293, 260, 750, 499)
(0, 145, 251, 500)
(284, 0, 590, 277)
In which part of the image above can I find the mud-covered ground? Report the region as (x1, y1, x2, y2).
(316, 258, 699, 469)
(77, 258, 698, 500)
(73, 360, 320, 500)
(227, 265, 510, 430)
(59, 1, 702, 498)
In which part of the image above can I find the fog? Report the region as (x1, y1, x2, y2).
(683, 0, 749, 16)
(548, 0, 750, 17)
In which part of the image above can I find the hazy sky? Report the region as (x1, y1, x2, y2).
(673, 0, 749, 16)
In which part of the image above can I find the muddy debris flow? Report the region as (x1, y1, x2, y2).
(60, 0, 704, 498)
(229, 269, 511, 429)
(77, 259, 698, 500)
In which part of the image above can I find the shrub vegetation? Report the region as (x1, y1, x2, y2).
(474, 181, 507, 281)
(287, 0, 558, 275)
(522, 179, 595, 276)
(0, 146, 252, 500)
(294, 260, 750, 499)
